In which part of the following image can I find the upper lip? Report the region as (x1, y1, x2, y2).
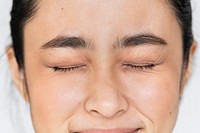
(72, 128, 141, 133)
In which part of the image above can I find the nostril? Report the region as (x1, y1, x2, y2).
(84, 82, 129, 119)
(90, 109, 99, 114)
(85, 93, 129, 119)
(89, 108, 126, 119)
(116, 109, 126, 116)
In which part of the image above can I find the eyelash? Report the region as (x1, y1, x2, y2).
(123, 63, 156, 71)
(51, 63, 156, 73)
(51, 65, 85, 72)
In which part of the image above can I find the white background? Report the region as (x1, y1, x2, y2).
(0, 0, 199, 133)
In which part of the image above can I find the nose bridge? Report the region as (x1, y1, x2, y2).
(85, 68, 128, 118)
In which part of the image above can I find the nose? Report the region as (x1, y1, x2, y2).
(85, 75, 128, 118)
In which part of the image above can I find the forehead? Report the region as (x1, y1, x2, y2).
(35, 0, 172, 25)
(24, 0, 181, 49)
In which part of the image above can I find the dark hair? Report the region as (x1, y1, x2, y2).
(10, 0, 193, 69)
(10, 0, 38, 69)
(168, 0, 193, 68)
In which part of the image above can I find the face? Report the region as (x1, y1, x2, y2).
(12, 0, 187, 132)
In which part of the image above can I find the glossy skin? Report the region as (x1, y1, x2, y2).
(9, 0, 193, 133)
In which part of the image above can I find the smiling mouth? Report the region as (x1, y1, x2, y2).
(73, 128, 142, 133)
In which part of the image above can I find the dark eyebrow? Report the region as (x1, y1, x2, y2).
(40, 33, 167, 50)
(40, 36, 90, 49)
(115, 33, 167, 48)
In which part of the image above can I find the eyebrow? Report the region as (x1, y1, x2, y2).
(40, 36, 89, 49)
(116, 33, 167, 49)
(40, 33, 167, 50)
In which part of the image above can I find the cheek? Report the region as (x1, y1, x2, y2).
(119, 71, 180, 125)
(26, 71, 88, 125)
(137, 81, 179, 120)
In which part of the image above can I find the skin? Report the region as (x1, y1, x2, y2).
(7, 0, 196, 133)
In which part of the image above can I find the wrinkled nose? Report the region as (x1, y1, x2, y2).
(85, 75, 128, 119)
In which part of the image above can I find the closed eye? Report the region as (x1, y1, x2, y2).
(123, 63, 156, 71)
(50, 64, 86, 72)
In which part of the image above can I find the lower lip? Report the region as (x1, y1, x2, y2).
(74, 128, 141, 133)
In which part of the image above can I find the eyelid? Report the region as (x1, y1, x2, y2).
(122, 63, 155, 70)
(48, 64, 87, 72)
(121, 56, 165, 71)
